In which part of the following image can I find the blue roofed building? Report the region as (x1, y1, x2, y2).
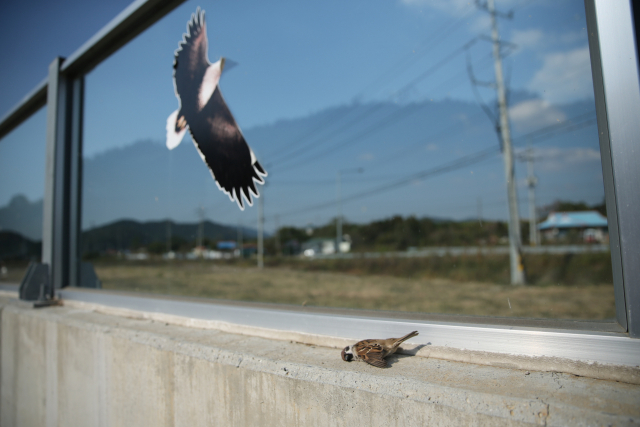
(537, 211, 608, 243)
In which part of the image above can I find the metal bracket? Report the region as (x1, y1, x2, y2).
(18, 262, 60, 307)
(80, 262, 102, 289)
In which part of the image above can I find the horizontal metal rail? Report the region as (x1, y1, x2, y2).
(0, 0, 186, 140)
(0, 78, 47, 140)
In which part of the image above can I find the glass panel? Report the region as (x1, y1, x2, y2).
(82, 0, 613, 320)
(0, 109, 46, 283)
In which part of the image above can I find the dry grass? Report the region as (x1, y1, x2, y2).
(0, 262, 28, 284)
(93, 261, 615, 320)
(1, 258, 614, 320)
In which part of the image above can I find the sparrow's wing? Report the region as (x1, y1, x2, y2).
(355, 341, 388, 368)
(361, 350, 387, 368)
(188, 86, 266, 209)
(173, 9, 209, 107)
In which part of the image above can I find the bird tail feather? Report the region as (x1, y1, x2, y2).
(394, 331, 419, 346)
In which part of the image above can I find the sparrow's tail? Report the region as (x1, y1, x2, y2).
(393, 331, 419, 347)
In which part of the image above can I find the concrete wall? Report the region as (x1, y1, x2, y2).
(1, 297, 640, 426)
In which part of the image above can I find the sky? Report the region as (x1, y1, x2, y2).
(0, 0, 605, 234)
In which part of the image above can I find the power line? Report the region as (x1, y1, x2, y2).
(357, 8, 477, 99)
(269, 39, 480, 171)
(262, 109, 597, 187)
(274, 147, 498, 219)
(366, 110, 487, 169)
(268, 114, 596, 221)
(262, 9, 477, 162)
(268, 174, 406, 186)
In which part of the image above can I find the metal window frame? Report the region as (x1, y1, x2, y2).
(0, 0, 638, 367)
(585, 0, 640, 337)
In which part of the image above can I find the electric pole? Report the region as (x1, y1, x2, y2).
(336, 171, 343, 254)
(275, 214, 281, 256)
(520, 147, 539, 246)
(336, 168, 362, 254)
(479, 0, 525, 284)
(237, 219, 243, 258)
(257, 193, 264, 269)
(166, 219, 172, 254)
(197, 205, 205, 249)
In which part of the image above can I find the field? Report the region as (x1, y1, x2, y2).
(1, 253, 615, 320)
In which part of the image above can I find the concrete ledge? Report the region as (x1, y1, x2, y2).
(2, 296, 639, 426)
(54, 289, 640, 385)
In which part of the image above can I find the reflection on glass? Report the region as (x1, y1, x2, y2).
(81, 0, 613, 320)
(0, 109, 46, 283)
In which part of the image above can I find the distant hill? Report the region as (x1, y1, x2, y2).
(0, 230, 41, 261)
(0, 194, 263, 254)
(1, 93, 600, 234)
(0, 195, 42, 241)
(78, 93, 600, 229)
(82, 219, 259, 253)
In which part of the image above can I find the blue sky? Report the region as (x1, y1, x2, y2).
(0, 0, 605, 232)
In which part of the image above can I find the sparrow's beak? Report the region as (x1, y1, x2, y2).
(341, 347, 353, 362)
(220, 57, 226, 72)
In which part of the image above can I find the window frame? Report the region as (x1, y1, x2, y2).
(0, 0, 638, 368)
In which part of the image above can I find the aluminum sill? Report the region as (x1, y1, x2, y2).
(43, 287, 638, 370)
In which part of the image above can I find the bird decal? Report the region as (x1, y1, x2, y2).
(166, 8, 267, 210)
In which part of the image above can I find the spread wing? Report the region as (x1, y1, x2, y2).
(354, 341, 388, 368)
(173, 8, 209, 107)
(188, 87, 266, 209)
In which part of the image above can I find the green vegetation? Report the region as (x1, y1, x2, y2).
(275, 216, 515, 253)
(1, 251, 614, 320)
(88, 256, 614, 320)
(265, 252, 612, 286)
(0, 200, 614, 321)
(74, 199, 610, 257)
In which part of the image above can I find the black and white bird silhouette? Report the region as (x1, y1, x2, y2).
(166, 8, 267, 210)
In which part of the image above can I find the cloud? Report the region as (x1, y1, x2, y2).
(510, 29, 586, 52)
(399, 0, 474, 16)
(511, 29, 544, 50)
(509, 99, 567, 133)
(359, 152, 374, 161)
(527, 46, 593, 103)
(399, 0, 515, 16)
(558, 30, 587, 45)
(517, 147, 601, 172)
(469, 14, 491, 33)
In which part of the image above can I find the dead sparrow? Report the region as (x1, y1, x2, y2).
(341, 331, 419, 368)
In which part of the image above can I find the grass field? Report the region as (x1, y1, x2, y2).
(2, 253, 615, 320)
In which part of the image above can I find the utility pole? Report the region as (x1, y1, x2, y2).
(257, 193, 264, 269)
(237, 219, 243, 258)
(166, 219, 172, 253)
(336, 168, 362, 254)
(197, 205, 205, 249)
(478, 0, 525, 284)
(275, 214, 281, 257)
(520, 147, 540, 246)
(336, 171, 343, 254)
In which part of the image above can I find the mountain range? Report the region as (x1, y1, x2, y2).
(0, 216, 258, 259)
(1, 93, 602, 239)
(82, 219, 257, 254)
(0, 195, 43, 240)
